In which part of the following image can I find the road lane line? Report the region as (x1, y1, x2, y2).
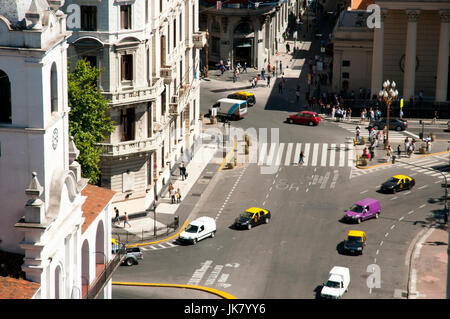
(360, 190, 368, 194)
(294, 143, 302, 165)
(303, 143, 310, 166)
(285, 142, 294, 166)
(275, 143, 285, 168)
(329, 144, 336, 167)
(321, 143, 328, 166)
(266, 143, 277, 166)
(419, 204, 426, 208)
(347, 142, 354, 167)
(391, 225, 395, 230)
(380, 241, 383, 246)
(408, 210, 414, 214)
(339, 144, 345, 167)
(418, 185, 428, 190)
(385, 232, 389, 237)
(311, 143, 319, 166)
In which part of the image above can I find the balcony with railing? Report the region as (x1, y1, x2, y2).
(98, 131, 166, 157)
(103, 78, 164, 106)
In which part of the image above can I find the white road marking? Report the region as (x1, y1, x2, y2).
(311, 143, 319, 166)
(390, 225, 396, 230)
(265, 143, 277, 166)
(408, 210, 414, 214)
(285, 142, 294, 166)
(360, 190, 368, 194)
(303, 143, 310, 166)
(258, 143, 267, 166)
(419, 204, 426, 208)
(418, 185, 428, 190)
(321, 143, 328, 166)
(385, 232, 389, 237)
(275, 143, 285, 167)
(339, 144, 346, 167)
(329, 144, 336, 167)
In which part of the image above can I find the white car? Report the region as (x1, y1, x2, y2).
(320, 266, 350, 299)
(178, 217, 216, 245)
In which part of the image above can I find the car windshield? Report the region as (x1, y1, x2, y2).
(325, 280, 341, 288)
(185, 224, 199, 233)
(240, 212, 253, 219)
(387, 177, 400, 183)
(349, 204, 364, 213)
(346, 236, 362, 243)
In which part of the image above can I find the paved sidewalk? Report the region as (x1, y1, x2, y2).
(409, 223, 448, 299)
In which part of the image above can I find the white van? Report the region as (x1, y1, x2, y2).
(210, 98, 248, 121)
(320, 266, 350, 299)
(178, 217, 216, 245)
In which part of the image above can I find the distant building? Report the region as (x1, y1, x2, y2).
(332, 0, 450, 102)
(63, 0, 206, 212)
(199, 0, 298, 69)
(0, 0, 115, 299)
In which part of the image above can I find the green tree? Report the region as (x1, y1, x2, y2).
(68, 59, 114, 184)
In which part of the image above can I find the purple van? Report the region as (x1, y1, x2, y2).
(344, 198, 381, 224)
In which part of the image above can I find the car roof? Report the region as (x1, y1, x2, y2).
(393, 174, 410, 179)
(356, 198, 378, 206)
(299, 111, 317, 114)
(245, 207, 267, 214)
(233, 91, 254, 96)
(217, 98, 247, 104)
(190, 216, 215, 226)
(347, 230, 366, 237)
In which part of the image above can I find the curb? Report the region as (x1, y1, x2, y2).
(112, 281, 237, 299)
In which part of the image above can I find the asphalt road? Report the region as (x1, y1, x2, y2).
(112, 112, 446, 298)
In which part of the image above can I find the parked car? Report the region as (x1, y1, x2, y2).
(343, 230, 366, 255)
(368, 118, 408, 131)
(320, 266, 350, 299)
(286, 111, 321, 126)
(112, 239, 143, 266)
(227, 91, 256, 106)
(380, 175, 415, 193)
(343, 198, 381, 224)
(178, 217, 216, 244)
(234, 207, 271, 230)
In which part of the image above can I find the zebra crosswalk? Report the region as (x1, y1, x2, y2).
(255, 142, 355, 167)
(335, 122, 412, 141)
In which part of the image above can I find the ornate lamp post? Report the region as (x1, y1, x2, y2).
(378, 80, 399, 149)
(205, 28, 209, 78)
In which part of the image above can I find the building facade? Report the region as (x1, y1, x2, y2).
(199, 0, 298, 69)
(332, 0, 450, 103)
(0, 0, 115, 299)
(63, 0, 206, 210)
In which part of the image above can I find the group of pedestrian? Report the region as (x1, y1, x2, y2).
(179, 161, 187, 180)
(113, 207, 131, 228)
(168, 183, 182, 204)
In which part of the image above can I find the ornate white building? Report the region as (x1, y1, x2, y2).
(0, 0, 116, 299)
(63, 0, 206, 211)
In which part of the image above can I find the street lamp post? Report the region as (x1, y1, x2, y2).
(205, 28, 209, 78)
(378, 80, 399, 149)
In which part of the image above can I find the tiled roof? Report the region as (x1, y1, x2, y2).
(81, 184, 115, 234)
(0, 276, 40, 299)
(351, 0, 375, 10)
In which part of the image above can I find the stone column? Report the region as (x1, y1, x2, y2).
(370, 10, 387, 97)
(402, 10, 420, 100)
(435, 10, 450, 102)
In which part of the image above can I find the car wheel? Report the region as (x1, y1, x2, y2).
(265, 217, 270, 224)
(309, 121, 314, 126)
(395, 126, 402, 131)
(247, 223, 252, 230)
(210, 231, 216, 238)
(288, 119, 294, 124)
(125, 258, 134, 266)
(375, 212, 379, 219)
(193, 238, 197, 245)
(357, 218, 362, 224)
(392, 188, 396, 194)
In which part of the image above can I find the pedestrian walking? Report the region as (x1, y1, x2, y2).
(397, 144, 401, 158)
(286, 42, 290, 53)
(272, 65, 276, 78)
(299, 151, 304, 165)
(370, 146, 375, 161)
(386, 146, 392, 163)
(113, 207, 120, 225)
(261, 67, 265, 80)
(355, 125, 361, 143)
(280, 61, 283, 74)
(170, 187, 176, 204)
(176, 188, 181, 203)
(179, 162, 185, 180)
(123, 212, 131, 228)
(267, 74, 271, 87)
(243, 62, 247, 73)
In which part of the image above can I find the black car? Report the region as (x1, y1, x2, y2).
(234, 207, 271, 230)
(368, 118, 408, 131)
(343, 231, 366, 255)
(380, 175, 415, 193)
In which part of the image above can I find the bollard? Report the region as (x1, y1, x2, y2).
(392, 155, 396, 164)
(174, 215, 179, 229)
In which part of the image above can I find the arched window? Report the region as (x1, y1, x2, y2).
(50, 63, 58, 113)
(234, 22, 253, 36)
(0, 70, 12, 123)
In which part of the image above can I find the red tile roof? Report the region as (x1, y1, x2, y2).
(351, 0, 375, 10)
(0, 276, 40, 299)
(81, 184, 116, 234)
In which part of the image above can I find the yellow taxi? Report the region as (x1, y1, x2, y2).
(227, 91, 256, 106)
(343, 230, 366, 255)
(234, 207, 271, 230)
(380, 174, 415, 193)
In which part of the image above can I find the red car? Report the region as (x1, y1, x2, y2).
(286, 111, 321, 126)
